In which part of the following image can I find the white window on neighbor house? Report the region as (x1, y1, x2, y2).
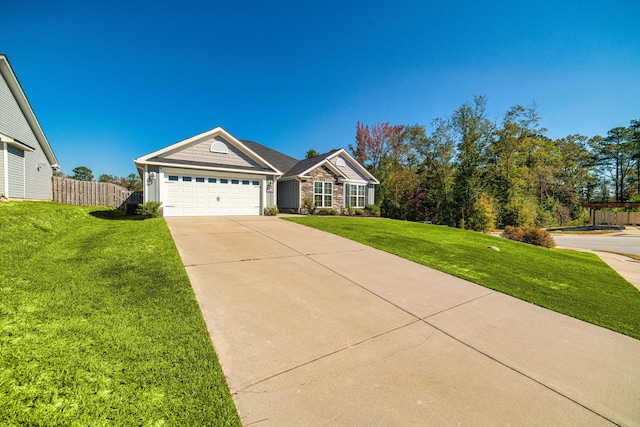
(314, 181, 332, 207)
(349, 184, 366, 208)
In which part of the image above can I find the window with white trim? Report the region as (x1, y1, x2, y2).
(349, 184, 366, 208)
(314, 181, 332, 207)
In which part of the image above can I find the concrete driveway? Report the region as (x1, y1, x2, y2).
(166, 216, 640, 426)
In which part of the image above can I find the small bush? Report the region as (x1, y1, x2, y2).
(366, 204, 381, 217)
(302, 198, 316, 215)
(317, 208, 336, 216)
(355, 209, 364, 216)
(502, 225, 524, 241)
(263, 206, 279, 216)
(136, 201, 162, 218)
(502, 226, 555, 248)
(346, 205, 355, 216)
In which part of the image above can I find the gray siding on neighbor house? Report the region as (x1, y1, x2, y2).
(330, 155, 370, 182)
(0, 144, 4, 195)
(7, 145, 24, 198)
(163, 136, 263, 169)
(277, 179, 300, 210)
(0, 71, 54, 200)
(24, 146, 53, 200)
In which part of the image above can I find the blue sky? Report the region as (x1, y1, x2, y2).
(3, 0, 639, 178)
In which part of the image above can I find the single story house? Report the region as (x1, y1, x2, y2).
(0, 54, 59, 200)
(134, 127, 378, 216)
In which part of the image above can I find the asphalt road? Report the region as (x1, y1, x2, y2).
(553, 233, 640, 256)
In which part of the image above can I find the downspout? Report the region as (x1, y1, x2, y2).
(297, 178, 302, 214)
(144, 165, 148, 203)
(273, 175, 278, 211)
(2, 142, 8, 197)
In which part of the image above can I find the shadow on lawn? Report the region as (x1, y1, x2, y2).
(89, 209, 145, 221)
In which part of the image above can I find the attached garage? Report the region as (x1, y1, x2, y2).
(134, 127, 287, 217)
(135, 127, 379, 217)
(162, 169, 263, 217)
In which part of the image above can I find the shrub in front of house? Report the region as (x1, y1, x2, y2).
(355, 209, 364, 216)
(302, 198, 316, 215)
(366, 204, 381, 217)
(502, 226, 555, 248)
(264, 206, 279, 216)
(317, 208, 337, 216)
(136, 201, 162, 218)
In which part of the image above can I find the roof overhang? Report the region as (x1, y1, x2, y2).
(134, 126, 283, 175)
(327, 149, 379, 184)
(0, 55, 59, 169)
(0, 132, 35, 152)
(134, 159, 279, 177)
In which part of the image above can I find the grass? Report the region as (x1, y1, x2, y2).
(285, 216, 640, 340)
(0, 202, 240, 426)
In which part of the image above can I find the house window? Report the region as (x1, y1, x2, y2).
(168, 175, 179, 181)
(210, 140, 228, 153)
(349, 184, 366, 208)
(242, 180, 250, 185)
(220, 179, 228, 184)
(208, 178, 217, 183)
(231, 179, 239, 184)
(252, 181, 260, 186)
(314, 181, 333, 207)
(182, 176, 192, 182)
(196, 177, 205, 183)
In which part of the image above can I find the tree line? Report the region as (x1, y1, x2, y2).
(349, 95, 640, 231)
(55, 166, 143, 191)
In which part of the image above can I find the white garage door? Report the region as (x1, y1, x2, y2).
(162, 172, 262, 216)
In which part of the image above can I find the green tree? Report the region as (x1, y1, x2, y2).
(98, 174, 118, 183)
(72, 166, 93, 181)
(451, 96, 493, 228)
(594, 127, 634, 201)
(468, 192, 496, 232)
(629, 120, 640, 195)
(412, 118, 456, 225)
(305, 149, 319, 159)
(125, 173, 143, 191)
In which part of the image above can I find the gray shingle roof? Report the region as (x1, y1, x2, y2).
(241, 140, 300, 174)
(281, 150, 339, 178)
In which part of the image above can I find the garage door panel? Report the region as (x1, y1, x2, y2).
(162, 172, 262, 217)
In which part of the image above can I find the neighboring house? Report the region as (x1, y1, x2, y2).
(134, 126, 378, 217)
(0, 54, 59, 200)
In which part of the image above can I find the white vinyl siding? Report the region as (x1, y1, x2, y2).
(162, 136, 263, 169)
(314, 181, 332, 208)
(0, 143, 4, 195)
(0, 69, 54, 200)
(7, 145, 24, 198)
(331, 154, 370, 181)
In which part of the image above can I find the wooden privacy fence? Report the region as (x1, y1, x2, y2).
(593, 210, 640, 226)
(52, 176, 143, 210)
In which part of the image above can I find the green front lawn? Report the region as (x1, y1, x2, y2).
(286, 217, 640, 340)
(0, 202, 240, 426)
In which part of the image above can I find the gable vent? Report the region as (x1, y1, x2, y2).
(336, 158, 346, 167)
(210, 140, 228, 154)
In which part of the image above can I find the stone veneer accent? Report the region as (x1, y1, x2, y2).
(301, 166, 344, 210)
